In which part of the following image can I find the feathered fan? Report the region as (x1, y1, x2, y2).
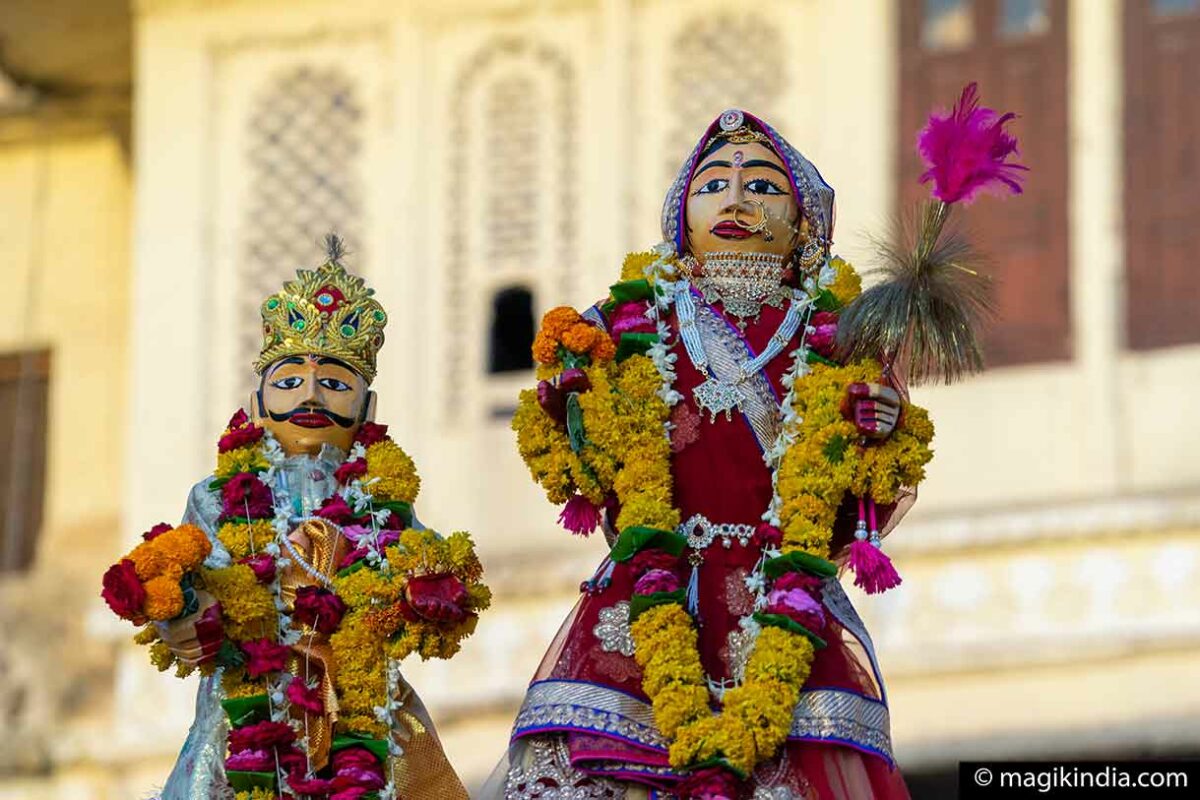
(836, 82, 1028, 384)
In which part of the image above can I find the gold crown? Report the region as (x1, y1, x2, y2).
(253, 236, 387, 383)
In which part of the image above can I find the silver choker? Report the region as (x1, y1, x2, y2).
(682, 251, 791, 328)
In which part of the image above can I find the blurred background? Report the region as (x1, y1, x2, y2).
(1, 0, 1198, 797)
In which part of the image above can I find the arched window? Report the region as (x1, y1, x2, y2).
(444, 37, 576, 418)
(240, 65, 364, 371)
(488, 286, 535, 374)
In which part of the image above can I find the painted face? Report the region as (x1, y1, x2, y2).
(254, 354, 371, 456)
(684, 141, 803, 263)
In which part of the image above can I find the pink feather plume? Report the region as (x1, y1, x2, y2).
(917, 82, 1028, 205)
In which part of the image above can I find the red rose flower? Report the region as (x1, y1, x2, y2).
(628, 548, 679, 577)
(332, 746, 382, 772)
(142, 522, 173, 542)
(405, 573, 469, 623)
(338, 546, 369, 570)
(536, 380, 566, 425)
(330, 789, 372, 800)
(288, 774, 333, 794)
(218, 424, 264, 453)
(764, 586, 826, 633)
(753, 523, 783, 550)
(633, 568, 681, 596)
(227, 720, 296, 753)
(676, 766, 744, 800)
(609, 301, 657, 337)
(224, 748, 277, 772)
(293, 586, 348, 635)
(101, 559, 147, 622)
(558, 368, 591, 395)
(227, 409, 250, 430)
(285, 678, 325, 715)
(334, 458, 368, 485)
(773, 571, 823, 595)
(194, 601, 225, 662)
(240, 638, 291, 677)
(354, 422, 389, 447)
(276, 745, 307, 776)
(316, 494, 356, 525)
(239, 553, 277, 584)
(806, 311, 839, 358)
(221, 473, 274, 519)
(331, 746, 386, 793)
(332, 769, 385, 791)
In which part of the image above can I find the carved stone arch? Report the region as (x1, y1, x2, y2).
(444, 36, 577, 418)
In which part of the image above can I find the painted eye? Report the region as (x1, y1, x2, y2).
(318, 378, 351, 391)
(271, 376, 303, 390)
(695, 178, 729, 195)
(745, 178, 787, 195)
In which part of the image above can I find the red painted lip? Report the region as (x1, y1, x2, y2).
(711, 220, 753, 239)
(290, 412, 334, 429)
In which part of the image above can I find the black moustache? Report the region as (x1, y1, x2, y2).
(268, 406, 357, 428)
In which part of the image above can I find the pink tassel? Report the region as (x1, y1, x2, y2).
(558, 494, 601, 537)
(846, 539, 902, 595)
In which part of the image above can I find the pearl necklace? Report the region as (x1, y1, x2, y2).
(675, 283, 811, 422)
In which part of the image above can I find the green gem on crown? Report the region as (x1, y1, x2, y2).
(266, 297, 280, 311)
(373, 310, 385, 322)
(292, 320, 306, 331)
(340, 324, 355, 337)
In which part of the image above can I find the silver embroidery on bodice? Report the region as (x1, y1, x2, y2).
(689, 303, 782, 452)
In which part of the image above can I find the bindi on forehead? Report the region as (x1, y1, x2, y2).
(732, 150, 744, 167)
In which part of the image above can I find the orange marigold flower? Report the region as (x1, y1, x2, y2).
(561, 322, 599, 354)
(156, 524, 212, 570)
(590, 334, 616, 361)
(143, 575, 185, 621)
(540, 306, 582, 339)
(128, 541, 171, 581)
(532, 331, 560, 365)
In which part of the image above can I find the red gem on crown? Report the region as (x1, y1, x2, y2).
(312, 285, 346, 313)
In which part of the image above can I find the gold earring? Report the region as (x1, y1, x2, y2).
(794, 237, 824, 273)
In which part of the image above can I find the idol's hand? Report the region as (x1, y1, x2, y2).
(154, 589, 218, 667)
(845, 383, 902, 439)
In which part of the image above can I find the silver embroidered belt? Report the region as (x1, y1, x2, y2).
(678, 513, 756, 551)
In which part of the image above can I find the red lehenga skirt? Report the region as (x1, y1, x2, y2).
(485, 302, 912, 800)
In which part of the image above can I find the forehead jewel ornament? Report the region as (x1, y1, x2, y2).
(254, 234, 388, 384)
(705, 112, 772, 150)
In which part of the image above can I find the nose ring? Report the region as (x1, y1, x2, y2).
(732, 200, 773, 241)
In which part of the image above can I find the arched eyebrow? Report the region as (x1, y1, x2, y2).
(267, 356, 306, 377)
(316, 356, 355, 371)
(694, 160, 732, 178)
(694, 158, 790, 179)
(741, 159, 790, 177)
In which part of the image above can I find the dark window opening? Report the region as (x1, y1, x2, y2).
(1, 349, 50, 574)
(488, 286, 535, 374)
